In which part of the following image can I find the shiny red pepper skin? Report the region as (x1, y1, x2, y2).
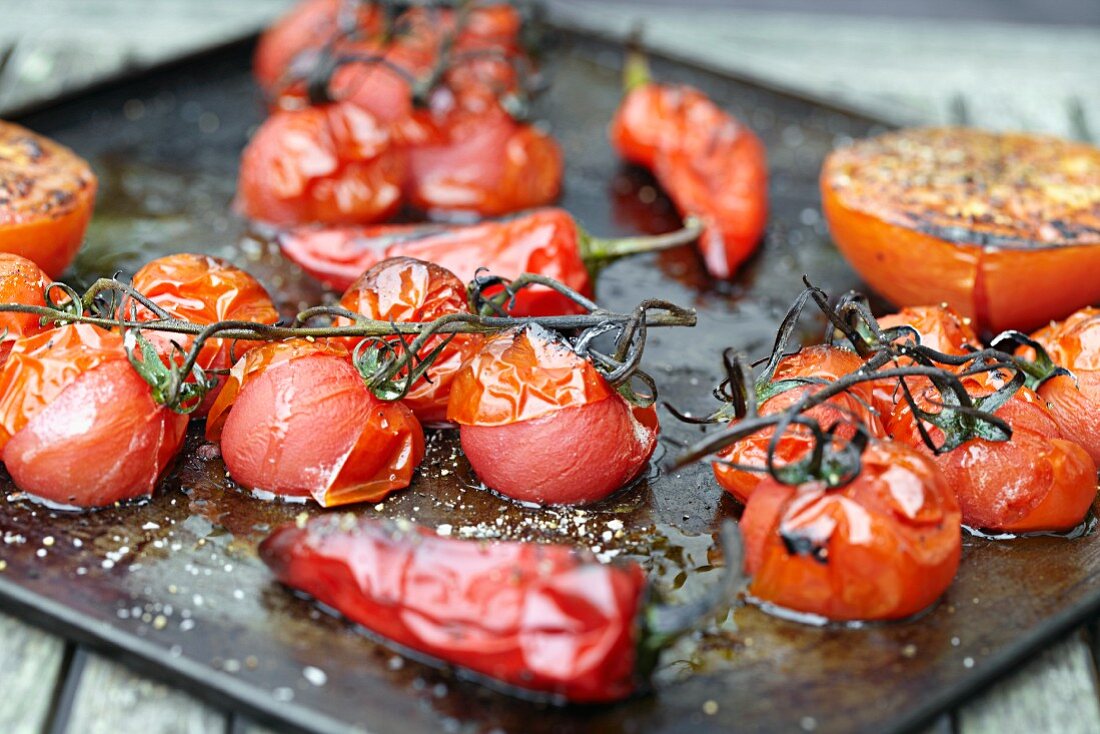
(260, 514, 648, 703)
(610, 82, 768, 279)
(277, 207, 592, 316)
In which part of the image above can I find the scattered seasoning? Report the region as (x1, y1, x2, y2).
(703, 700, 719, 715)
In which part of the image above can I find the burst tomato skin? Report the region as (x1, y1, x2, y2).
(126, 253, 278, 417)
(448, 326, 657, 505)
(336, 257, 482, 426)
(407, 107, 562, 219)
(277, 208, 594, 316)
(207, 340, 424, 507)
(0, 121, 97, 277)
(0, 324, 187, 508)
(0, 254, 55, 367)
(889, 378, 1097, 533)
(713, 346, 883, 503)
(742, 441, 961, 621)
(610, 83, 767, 278)
(236, 102, 406, 227)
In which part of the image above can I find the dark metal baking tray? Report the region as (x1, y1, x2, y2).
(3, 28, 1099, 734)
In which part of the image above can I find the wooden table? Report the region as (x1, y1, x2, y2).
(1, 2, 1099, 732)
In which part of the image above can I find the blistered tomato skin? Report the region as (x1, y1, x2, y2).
(0, 254, 55, 367)
(0, 324, 187, 508)
(889, 378, 1097, 533)
(127, 253, 279, 417)
(336, 257, 482, 426)
(742, 441, 961, 622)
(260, 514, 647, 703)
(713, 346, 882, 503)
(0, 121, 98, 277)
(236, 102, 406, 227)
(448, 326, 656, 505)
(277, 208, 593, 316)
(210, 340, 424, 507)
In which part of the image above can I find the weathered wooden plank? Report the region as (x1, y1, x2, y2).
(0, 611, 67, 734)
(64, 652, 227, 734)
(957, 632, 1100, 734)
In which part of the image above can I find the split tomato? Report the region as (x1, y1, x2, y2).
(741, 440, 961, 621)
(126, 253, 279, 417)
(236, 102, 405, 226)
(0, 324, 187, 508)
(713, 346, 883, 503)
(889, 373, 1097, 533)
(206, 339, 424, 507)
(448, 325, 658, 505)
(335, 257, 483, 426)
(0, 254, 55, 366)
(0, 121, 97, 277)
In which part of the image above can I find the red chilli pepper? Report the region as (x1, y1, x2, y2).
(609, 50, 768, 279)
(260, 514, 743, 703)
(277, 207, 702, 316)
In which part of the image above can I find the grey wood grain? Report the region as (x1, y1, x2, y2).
(0, 612, 67, 734)
(957, 632, 1100, 734)
(65, 653, 227, 734)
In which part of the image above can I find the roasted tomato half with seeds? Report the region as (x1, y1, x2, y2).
(335, 257, 483, 426)
(448, 325, 658, 505)
(0, 324, 188, 508)
(0, 121, 97, 277)
(822, 128, 1100, 333)
(889, 374, 1097, 533)
(713, 346, 884, 504)
(236, 102, 406, 227)
(125, 253, 279, 417)
(742, 440, 961, 621)
(207, 339, 424, 507)
(0, 254, 56, 367)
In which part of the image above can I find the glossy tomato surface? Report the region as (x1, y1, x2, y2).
(127, 253, 279, 416)
(742, 441, 961, 621)
(713, 346, 882, 503)
(0, 253, 55, 366)
(336, 257, 482, 425)
(209, 340, 424, 507)
(0, 324, 187, 507)
(0, 121, 97, 277)
(276, 208, 593, 315)
(890, 376, 1097, 532)
(236, 102, 405, 226)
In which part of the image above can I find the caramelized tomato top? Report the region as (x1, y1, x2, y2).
(823, 127, 1100, 248)
(0, 121, 97, 227)
(877, 304, 979, 355)
(447, 325, 613, 426)
(129, 253, 278, 327)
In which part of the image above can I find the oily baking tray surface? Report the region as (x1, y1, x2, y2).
(3, 31, 1100, 734)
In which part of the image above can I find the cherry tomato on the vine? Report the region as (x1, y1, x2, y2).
(335, 257, 483, 426)
(0, 254, 56, 367)
(0, 324, 188, 508)
(448, 325, 657, 505)
(207, 339, 424, 507)
(741, 440, 961, 621)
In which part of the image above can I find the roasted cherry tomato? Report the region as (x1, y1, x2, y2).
(0, 324, 188, 508)
(0, 254, 55, 366)
(822, 128, 1100, 333)
(125, 253, 279, 417)
(261, 513, 648, 703)
(253, 0, 384, 94)
(741, 440, 961, 621)
(713, 346, 883, 503)
(407, 105, 562, 219)
(207, 339, 424, 507)
(0, 121, 97, 277)
(335, 257, 483, 425)
(448, 325, 658, 505)
(609, 67, 767, 279)
(889, 373, 1097, 533)
(236, 102, 405, 226)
